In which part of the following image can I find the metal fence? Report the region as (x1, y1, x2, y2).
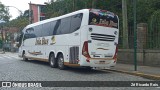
(118, 22, 160, 49)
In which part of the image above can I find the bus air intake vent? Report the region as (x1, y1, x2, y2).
(69, 46, 79, 64)
(91, 33, 115, 41)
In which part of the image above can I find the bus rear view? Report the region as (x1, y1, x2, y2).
(80, 9, 119, 69)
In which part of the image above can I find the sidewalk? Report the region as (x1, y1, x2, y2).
(1, 51, 160, 80)
(107, 63, 160, 80)
(0, 50, 5, 54)
(0, 51, 18, 54)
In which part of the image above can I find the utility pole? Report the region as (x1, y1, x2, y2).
(133, 0, 137, 71)
(29, 1, 33, 24)
(122, 0, 129, 48)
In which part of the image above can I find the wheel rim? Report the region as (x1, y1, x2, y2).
(58, 57, 63, 68)
(50, 56, 54, 66)
(23, 54, 25, 60)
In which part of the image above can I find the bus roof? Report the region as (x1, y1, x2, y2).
(23, 9, 118, 31)
(25, 9, 89, 29)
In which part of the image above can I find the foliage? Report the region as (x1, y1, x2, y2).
(3, 0, 160, 49)
(6, 10, 29, 32)
(7, 17, 29, 31)
(127, 0, 160, 24)
(0, 2, 10, 22)
(44, 0, 160, 28)
(148, 10, 160, 49)
(44, 0, 122, 19)
(126, 0, 160, 49)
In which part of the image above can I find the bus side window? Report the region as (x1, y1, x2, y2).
(53, 20, 61, 35)
(70, 13, 83, 33)
(42, 22, 52, 36)
(23, 34, 29, 40)
(34, 25, 42, 37)
(23, 33, 36, 40)
(50, 21, 58, 35)
(26, 27, 34, 34)
(58, 16, 71, 35)
(23, 27, 36, 40)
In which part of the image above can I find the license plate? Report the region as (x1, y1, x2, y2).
(99, 61, 105, 64)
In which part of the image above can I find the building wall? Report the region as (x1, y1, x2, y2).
(30, 4, 38, 23)
(29, 3, 46, 23)
(117, 49, 160, 67)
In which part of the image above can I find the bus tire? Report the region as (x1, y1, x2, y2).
(57, 54, 66, 70)
(22, 52, 28, 61)
(49, 53, 57, 68)
(86, 67, 92, 70)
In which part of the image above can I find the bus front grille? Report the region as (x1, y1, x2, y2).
(69, 46, 79, 64)
(91, 33, 115, 41)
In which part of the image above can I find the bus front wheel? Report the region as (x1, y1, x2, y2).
(22, 52, 28, 61)
(57, 54, 66, 70)
(49, 53, 57, 68)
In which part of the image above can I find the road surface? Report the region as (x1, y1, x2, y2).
(0, 53, 159, 90)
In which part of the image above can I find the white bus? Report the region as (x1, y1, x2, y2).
(18, 9, 119, 70)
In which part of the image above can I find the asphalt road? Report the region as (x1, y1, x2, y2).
(0, 53, 159, 90)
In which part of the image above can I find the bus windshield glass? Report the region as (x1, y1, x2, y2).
(89, 9, 118, 29)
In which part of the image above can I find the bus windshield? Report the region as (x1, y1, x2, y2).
(89, 9, 118, 29)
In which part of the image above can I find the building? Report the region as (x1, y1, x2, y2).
(29, 3, 46, 23)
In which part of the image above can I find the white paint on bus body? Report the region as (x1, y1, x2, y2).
(18, 9, 119, 69)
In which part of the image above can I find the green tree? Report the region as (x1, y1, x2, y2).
(5, 10, 29, 47)
(6, 9, 29, 31)
(0, 2, 10, 22)
(44, 0, 122, 18)
(42, 0, 160, 49)
(7, 17, 28, 31)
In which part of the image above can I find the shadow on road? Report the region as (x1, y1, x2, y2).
(20, 59, 111, 74)
(21, 59, 49, 65)
(66, 67, 110, 74)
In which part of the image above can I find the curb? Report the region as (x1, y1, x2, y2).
(104, 69, 160, 80)
(0, 52, 17, 54)
(0, 52, 5, 54)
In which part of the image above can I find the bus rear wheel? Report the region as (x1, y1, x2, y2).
(49, 53, 57, 68)
(57, 54, 66, 70)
